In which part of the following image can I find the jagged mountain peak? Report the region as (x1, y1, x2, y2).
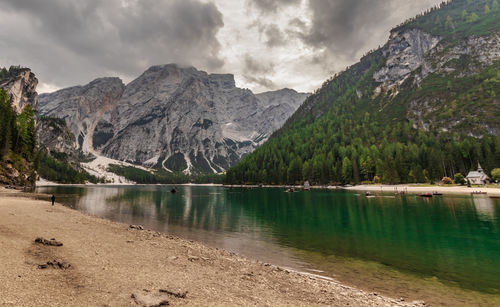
(38, 64, 308, 174)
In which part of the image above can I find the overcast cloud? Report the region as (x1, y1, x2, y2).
(0, 0, 442, 93)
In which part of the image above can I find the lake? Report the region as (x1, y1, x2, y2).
(35, 185, 500, 305)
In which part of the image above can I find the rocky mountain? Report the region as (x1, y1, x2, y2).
(36, 117, 80, 167)
(39, 64, 308, 174)
(226, 0, 500, 185)
(0, 66, 38, 113)
(0, 66, 38, 187)
(38, 78, 125, 153)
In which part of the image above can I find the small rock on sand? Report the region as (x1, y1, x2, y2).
(131, 290, 170, 306)
(38, 260, 71, 270)
(34, 237, 63, 246)
(187, 255, 199, 261)
(129, 225, 144, 230)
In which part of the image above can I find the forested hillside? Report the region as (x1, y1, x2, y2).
(226, 0, 500, 185)
(0, 86, 37, 186)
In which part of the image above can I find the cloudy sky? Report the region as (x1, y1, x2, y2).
(0, 0, 442, 94)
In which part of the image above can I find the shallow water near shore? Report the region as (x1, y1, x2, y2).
(35, 185, 500, 305)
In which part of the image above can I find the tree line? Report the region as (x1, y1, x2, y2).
(225, 0, 500, 186)
(0, 88, 38, 185)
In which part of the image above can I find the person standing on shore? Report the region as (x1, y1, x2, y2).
(51, 195, 55, 206)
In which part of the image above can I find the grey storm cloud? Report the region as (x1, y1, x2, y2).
(0, 0, 224, 91)
(245, 0, 442, 86)
(264, 24, 287, 48)
(243, 54, 277, 89)
(296, 0, 443, 69)
(249, 0, 302, 14)
(244, 54, 275, 75)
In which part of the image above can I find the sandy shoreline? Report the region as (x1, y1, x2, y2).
(0, 188, 424, 306)
(224, 184, 500, 196)
(343, 184, 500, 196)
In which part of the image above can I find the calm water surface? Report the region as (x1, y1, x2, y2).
(35, 185, 500, 305)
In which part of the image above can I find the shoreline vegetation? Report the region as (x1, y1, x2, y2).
(0, 187, 424, 306)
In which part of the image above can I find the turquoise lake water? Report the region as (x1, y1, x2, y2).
(35, 185, 500, 305)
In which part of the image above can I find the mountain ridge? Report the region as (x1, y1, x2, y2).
(38, 64, 309, 177)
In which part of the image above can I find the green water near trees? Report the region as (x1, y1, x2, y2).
(35, 185, 500, 303)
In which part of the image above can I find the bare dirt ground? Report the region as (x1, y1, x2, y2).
(0, 188, 425, 306)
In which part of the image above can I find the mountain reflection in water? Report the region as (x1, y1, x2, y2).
(36, 185, 500, 297)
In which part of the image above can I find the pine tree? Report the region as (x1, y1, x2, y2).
(493, 0, 500, 11)
(445, 16, 455, 31)
(341, 157, 352, 184)
(467, 12, 479, 23)
(461, 9, 468, 21)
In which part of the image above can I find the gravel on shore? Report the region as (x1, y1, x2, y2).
(0, 188, 425, 306)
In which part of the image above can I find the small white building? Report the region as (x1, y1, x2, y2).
(466, 163, 491, 185)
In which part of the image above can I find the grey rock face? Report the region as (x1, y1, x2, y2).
(39, 78, 125, 155)
(39, 64, 308, 173)
(0, 68, 38, 113)
(407, 31, 500, 134)
(373, 29, 441, 92)
(36, 117, 80, 167)
(255, 89, 310, 136)
(0, 67, 39, 186)
(420, 32, 500, 79)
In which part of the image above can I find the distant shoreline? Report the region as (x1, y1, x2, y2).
(342, 184, 500, 196)
(34, 181, 500, 196)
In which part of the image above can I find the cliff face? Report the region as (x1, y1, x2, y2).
(36, 117, 80, 167)
(407, 31, 500, 135)
(373, 28, 441, 94)
(255, 89, 310, 135)
(38, 78, 125, 154)
(0, 67, 39, 187)
(38, 64, 308, 174)
(0, 67, 38, 113)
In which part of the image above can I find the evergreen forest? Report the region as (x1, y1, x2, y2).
(225, 0, 500, 185)
(0, 87, 37, 186)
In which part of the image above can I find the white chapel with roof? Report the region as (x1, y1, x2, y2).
(466, 162, 491, 185)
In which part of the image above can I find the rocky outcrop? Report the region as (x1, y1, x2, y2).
(374, 28, 500, 93)
(371, 27, 500, 135)
(36, 117, 80, 167)
(420, 31, 500, 80)
(38, 64, 308, 173)
(407, 31, 500, 134)
(0, 67, 38, 113)
(39, 78, 125, 155)
(255, 89, 310, 136)
(0, 67, 39, 187)
(373, 29, 441, 94)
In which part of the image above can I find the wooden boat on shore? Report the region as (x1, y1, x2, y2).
(471, 191, 487, 195)
(365, 191, 376, 198)
(419, 193, 433, 198)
